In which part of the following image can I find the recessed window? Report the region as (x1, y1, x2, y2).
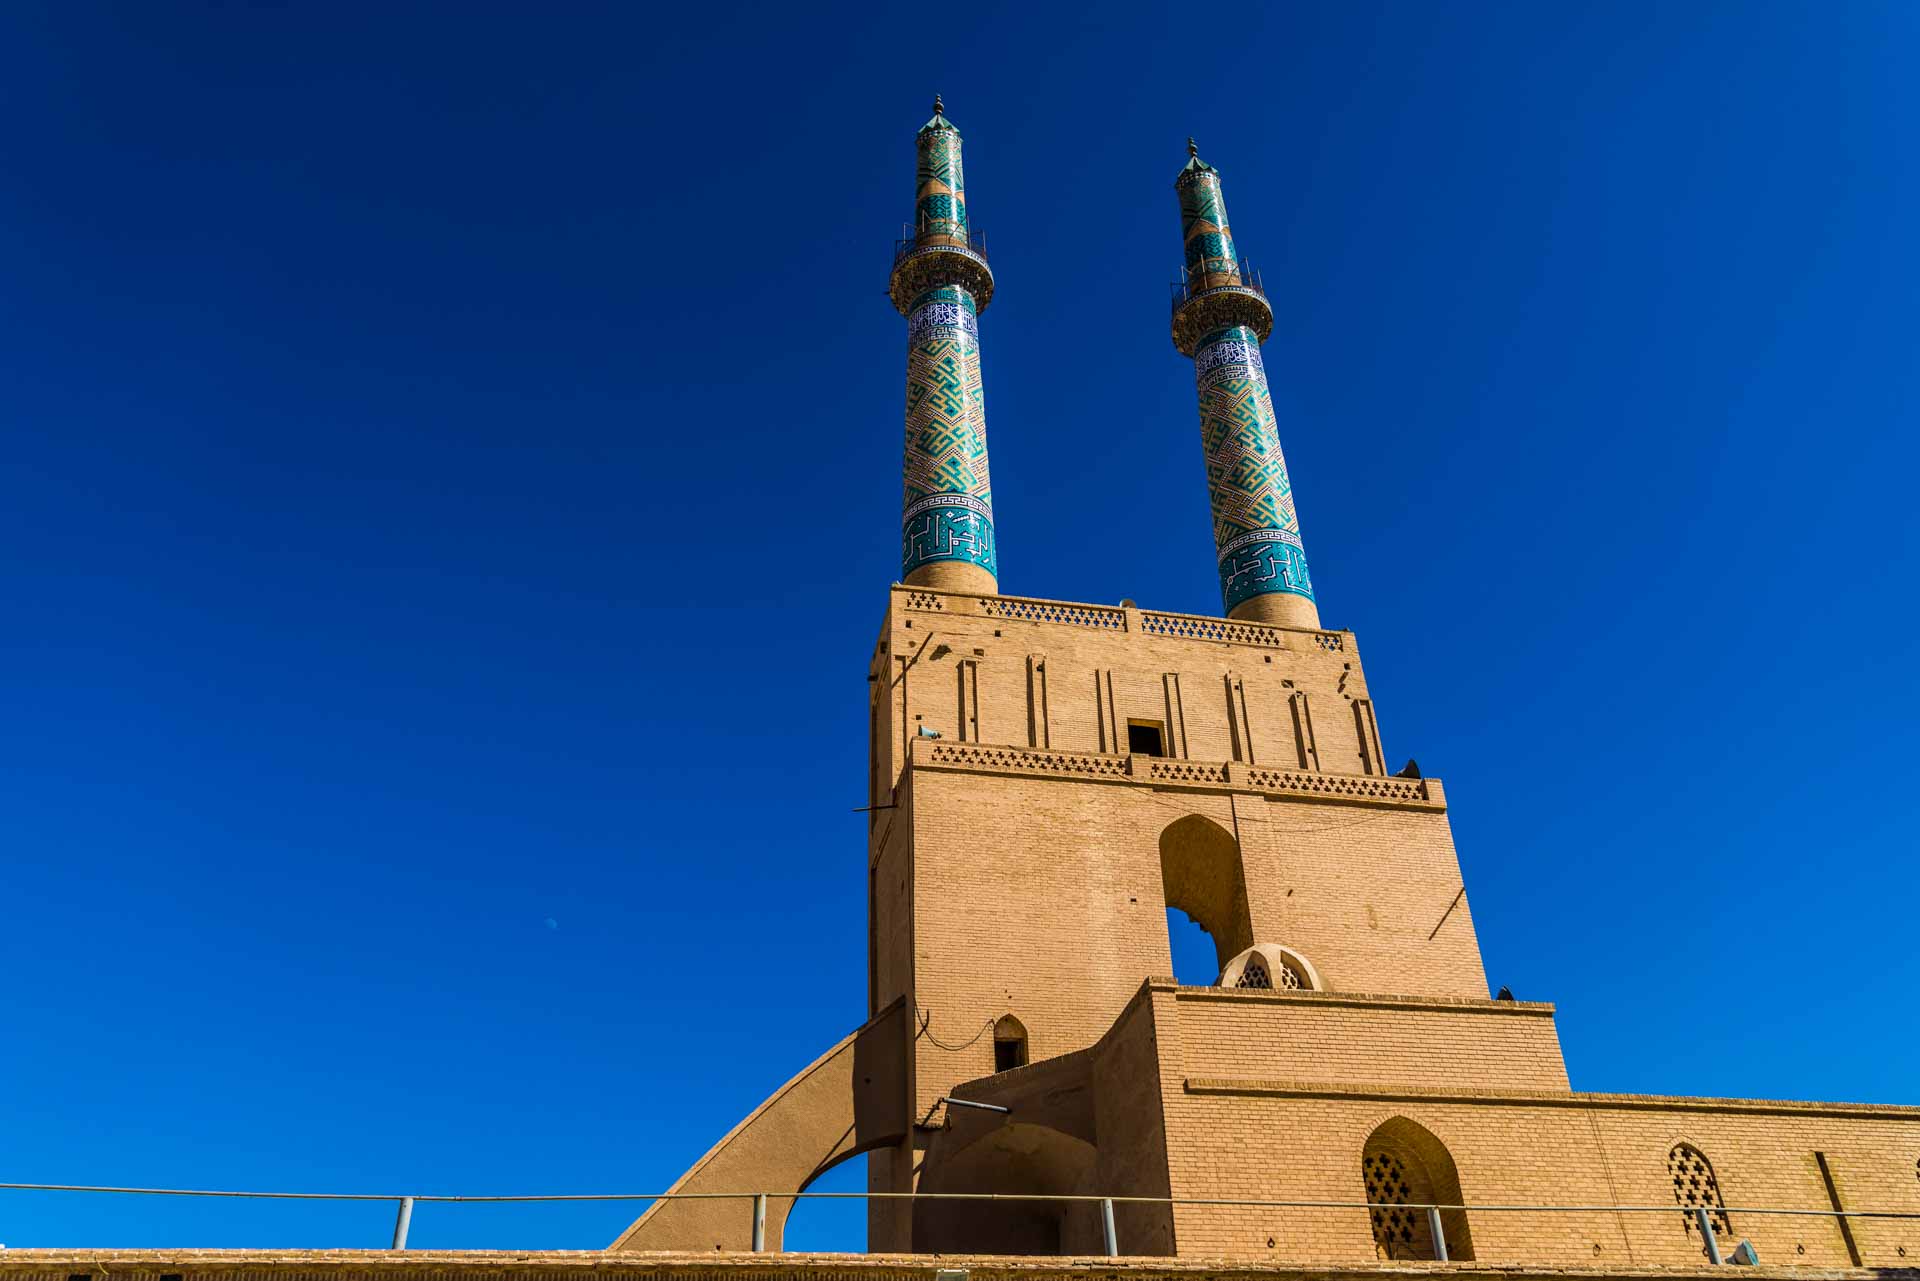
(992, 1014, 1029, 1072)
(1127, 719, 1166, 757)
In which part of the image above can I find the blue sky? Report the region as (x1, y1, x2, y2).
(2, 0, 1916, 1253)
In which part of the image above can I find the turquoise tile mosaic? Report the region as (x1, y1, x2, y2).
(894, 100, 997, 582)
(1175, 145, 1315, 613)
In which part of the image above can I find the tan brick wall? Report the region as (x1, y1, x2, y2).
(896, 764, 1492, 1120)
(866, 586, 1920, 1266)
(1157, 1083, 1920, 1268)
(1132, 983, 1920, 1266)
(871, 586, 1490, 1125)
(1171, 988, 1570, 1093)
(876, 591, 1377, 778)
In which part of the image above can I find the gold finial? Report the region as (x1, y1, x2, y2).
(933, 94, 945, 115)
(1188, 137, 1199, 159)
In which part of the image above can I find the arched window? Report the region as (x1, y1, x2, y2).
(1158, 815, 1254, 981)
(1668, 1143, 1731, 1242)
(1219, 943, 1321, 992)
(992, 1015, 1029, 1073)
(1360, 1117, 1473, 1260)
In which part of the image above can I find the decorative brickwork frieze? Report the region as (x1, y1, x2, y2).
(980, 596, 1126, 629)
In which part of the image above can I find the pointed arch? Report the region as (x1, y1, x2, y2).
(914, 1122, 1101, 1254)
(1158, 814, 1254, 975)
(993, 1014, 1029, 1072)
(1668, 1142, 1731, 1245)
(1360, 1116, 1474, 1261)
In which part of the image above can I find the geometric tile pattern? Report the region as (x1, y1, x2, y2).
(1668, 1144, 1732, 1240)
(1177, 158, 1238, 284)
(1193, 324, 1313, 612)
(903, 283, 996, 578)
(916, 112, 968, 239)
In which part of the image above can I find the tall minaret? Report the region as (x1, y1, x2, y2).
(889, 96, 999, 594)
(1170, 140, 1321, 629)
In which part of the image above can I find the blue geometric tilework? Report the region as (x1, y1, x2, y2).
(1178, 169, 1238, 283)
(915, 124, 968, 238)
(902, 284, 996, 578)
(1193, 324, 1313, 611)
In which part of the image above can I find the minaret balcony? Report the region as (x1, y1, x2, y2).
(889, 224, 995, 315)
(1170, 258, 1275, 355)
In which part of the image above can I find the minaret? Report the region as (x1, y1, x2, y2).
(1170, 139, 1321, 629)
(889, 96, 999, 594)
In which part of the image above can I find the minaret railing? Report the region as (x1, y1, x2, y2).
(893, 222, 989, 266)
(1169, 257, 1266, 314)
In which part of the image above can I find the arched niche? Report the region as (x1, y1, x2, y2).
(914, 1122, 1101, 1255)
(1360, 1116, 1474, 1261)
(993, 1014, 1029, 1072)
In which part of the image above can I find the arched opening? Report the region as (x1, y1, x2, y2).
(914, 1122, 1101, 1255)
(1165, 908, 1219, 985)
(1668, 1143, 1731, 1251)
(1360, 1116, 1474, 1260)
(1158, 815, 1254, 982)
(993, 1015, 1029, 1072)
(778, 1151, 868, 1252)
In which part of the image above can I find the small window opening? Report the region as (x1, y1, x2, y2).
(992, 1015, 1028, 1072)
(1127, 719, 1166, 757)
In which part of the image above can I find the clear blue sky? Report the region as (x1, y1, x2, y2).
(2, 0, 1915, 1254)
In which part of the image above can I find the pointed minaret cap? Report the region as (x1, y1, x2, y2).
(921, 93, 957, 134)
(1179, 136, 1217, 179)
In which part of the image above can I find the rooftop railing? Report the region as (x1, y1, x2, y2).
(4, 1179, 1917, 1261)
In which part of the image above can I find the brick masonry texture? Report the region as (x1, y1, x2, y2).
(857, 584, 1920, 1261)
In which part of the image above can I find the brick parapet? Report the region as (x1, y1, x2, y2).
(1163, 982, 1552, 1017)
(890, 584, 1354, 656)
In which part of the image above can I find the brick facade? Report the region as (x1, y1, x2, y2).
(862, 584, 1920, 1262)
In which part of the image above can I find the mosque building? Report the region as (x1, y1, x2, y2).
(607, 99, 1920, 1266)
(12, 99, 1917, 1281)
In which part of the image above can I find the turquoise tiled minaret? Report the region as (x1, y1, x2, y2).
(1171, 140, 1321, 629)
(889, 96, 998, 594)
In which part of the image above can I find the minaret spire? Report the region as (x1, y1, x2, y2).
(1170, 141, 1321, 628)
(888, 97, 999, 593)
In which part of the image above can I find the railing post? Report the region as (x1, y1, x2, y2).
(390, 1196, 414, 1250)
(752, 1193, 767, 1252)
(1101, 1197, 1119, 1256)
(1696, 1207, 1724, 1265)
(1426, 1206, 1448, 1262)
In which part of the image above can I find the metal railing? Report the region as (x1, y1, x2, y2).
(4, 1181, 1918, 1261)
(1169, 259, 1266, 314)
(893, 224, 989, 267)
